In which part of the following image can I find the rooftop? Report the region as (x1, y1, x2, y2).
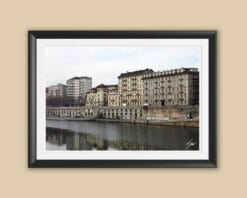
(87, 84, 118, 93)
(47, 83, 66, 88)
(95, 83, 107, 88)
(67, 76, 92, 81)
(142, 67, 199, 79)
(106, 84, 118, 88)
(118, 68, 154, 78)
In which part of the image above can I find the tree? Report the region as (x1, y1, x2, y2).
(62, 96, 76, 106)
(46, 96, 63, 106)
(46, 96, 76, 107)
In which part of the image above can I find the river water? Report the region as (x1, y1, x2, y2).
(46, 120, 199, 150)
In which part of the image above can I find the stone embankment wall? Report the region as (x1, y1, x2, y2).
(47, 105, 199, 127)
(145, 106, 199, 121)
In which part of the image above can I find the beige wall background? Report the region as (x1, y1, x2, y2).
(1, 0, 246, 197)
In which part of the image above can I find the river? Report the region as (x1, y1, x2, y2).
(46, 120, 199, 150)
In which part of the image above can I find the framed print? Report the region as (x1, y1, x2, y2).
(28, 31, 217, 168)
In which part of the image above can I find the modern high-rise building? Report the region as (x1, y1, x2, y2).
(66, 76, 92, 102)
(118, 69, 153, 106)
(142, 68, 199, 107)
(46, 83, 66, 97)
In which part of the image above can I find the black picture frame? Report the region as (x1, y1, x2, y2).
(28, 30, 217, 168)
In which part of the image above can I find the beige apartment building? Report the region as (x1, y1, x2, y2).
(107, 85, 119, 106)
(86, 84, 108, 107)
(46, 84, 66, 97)
(66, 76, 92, 102)
(118, 69, 153, 107)
(142, 68, 199, 107)
(86, 84, 119, 107)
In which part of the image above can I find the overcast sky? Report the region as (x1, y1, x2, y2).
(45, 45, 201, 87)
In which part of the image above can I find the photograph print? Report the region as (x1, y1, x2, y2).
(29, 31, 216, 167)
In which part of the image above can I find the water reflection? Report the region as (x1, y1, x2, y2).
(46, 120, 199, 150)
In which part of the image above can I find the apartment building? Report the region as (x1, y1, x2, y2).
(107, 85, 119, 106)
(46, 83, 66, 97)
(86, 84, 108, 107)
(142, 68, 199, 107)
(118, 69, 153, 106)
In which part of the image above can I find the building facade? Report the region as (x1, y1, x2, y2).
(118, 69, 153, 107)
(46, 106, 144, 120)
(66, 76, 92, 102)
(142, 68, 199, 107)
(107, 85, 119, 106)
(86, 84, 108, 107)
(46, 105, 199, 121)
(46, 84, 66, 97)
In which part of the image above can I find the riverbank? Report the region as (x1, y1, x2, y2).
(93, 118, 199, 127)
(47, 117, 92, 121)
(47, 117, 199, 127)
